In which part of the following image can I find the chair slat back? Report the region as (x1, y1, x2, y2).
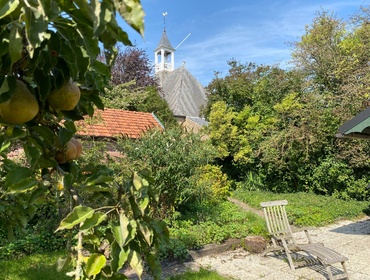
(260, 200, 293, 239)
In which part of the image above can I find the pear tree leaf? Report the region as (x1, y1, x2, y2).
(112, 212, 137, 248)
(9, 23, 23, 65)
(80, 212, 107, 231)
(114, 0, 145, 36)
(138, 221, 153, 246)
(92, 0, 112, 38)
(56, 255, 71, 272)
(0, 76, 16, 103)
(128, 250, 143, 278)
(30, 125, 55, 146)
(4, 125, 26, 141)
(110, 241, 130, 273)
(132, 172, 142, 191)
(56, 206, 94, 231)
(83, 173, 113, 187)
(22, 5, 51, 57)
(146, 252, 161, 279)
(0, 0, 20, 20)
(85, 254, 106, 277)
(5, 167, 38, 193)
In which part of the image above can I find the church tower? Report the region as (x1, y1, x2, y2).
(154, 14, 208, 121)
(154, 29, 175, 73)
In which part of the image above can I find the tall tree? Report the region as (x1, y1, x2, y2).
(291, 11, 346, 95)
(205, 9, 370, 199)
(0, 1, 168, 279)
(111, 45, 158, 88)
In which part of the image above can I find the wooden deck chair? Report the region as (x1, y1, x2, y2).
(260, 200, 349, 280)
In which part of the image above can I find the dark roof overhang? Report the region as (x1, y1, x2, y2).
(336, 107, 370, 140)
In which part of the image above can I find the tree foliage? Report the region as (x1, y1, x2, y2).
(205, 8, 370, 200)
(111, 45, 158, 88)
(0, 1, 169, 279)
(116, 127, 218, 218)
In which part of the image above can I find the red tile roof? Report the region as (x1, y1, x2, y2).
(77, 108, 164, 139)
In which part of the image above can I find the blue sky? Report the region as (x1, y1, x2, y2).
(119, 0, 370, 86)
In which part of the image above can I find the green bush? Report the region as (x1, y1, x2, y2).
(190, 164, 232, 204)
(0, 201, 67, 260)
(167, 201, 267, 251)
(159, 238, 190, 261)
(116, 127, 217, 218)
(235, 171, 266, 191)
(0, 218, 67, 260)
(0, 232, 66, 260)
(306, 156, 370, 201)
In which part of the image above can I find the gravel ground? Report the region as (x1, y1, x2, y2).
(194, 216, 370, 280)
(124, 198, 370, 280)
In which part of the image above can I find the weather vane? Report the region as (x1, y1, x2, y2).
(162, 12, 168, 30)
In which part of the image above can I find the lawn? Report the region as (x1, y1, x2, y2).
(232, 189, 369, 227)
(0, 251, 70, 280)
(0, 251, 229, 280)
(166, 268, 230, 280)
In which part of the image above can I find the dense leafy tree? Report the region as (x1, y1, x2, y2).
(204, 61, 256, 117)
(205, 8, 370, 200)
(292, 11, 346, 95)
(206, 63, 304, 179)
(111, 45, 158, 88)
(0, 1, 169, 279)
(205, 61, 303, 117)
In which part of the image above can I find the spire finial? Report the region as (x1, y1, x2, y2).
(162, 12, 168, 30)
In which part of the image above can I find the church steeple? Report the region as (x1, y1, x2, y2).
(154, 26, 175, 73)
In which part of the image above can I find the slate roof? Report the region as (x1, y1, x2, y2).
(77, 108, 164, 139)
(186, 116, 209, 127)
(155, 29, 175, 52)
(160, 66, 207, 118)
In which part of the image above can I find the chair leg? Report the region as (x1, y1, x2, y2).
(286, 252, 296, 271)
(325, 262, 349, 280)
(341, 261, 349, 279)
(281, 238, 295, 271)
(326, 265, 334, 280)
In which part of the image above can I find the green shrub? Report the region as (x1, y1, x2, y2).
(0, 201, 67, 260)
(116, 127, 217, 218)
(159, 238, 190, 261)
(306, 157, 370, 201)
(0, 230, 66, 260)
(191, 164, 232, 204)
(235, 171, 266, 191)
(168, 201, 267, 251)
